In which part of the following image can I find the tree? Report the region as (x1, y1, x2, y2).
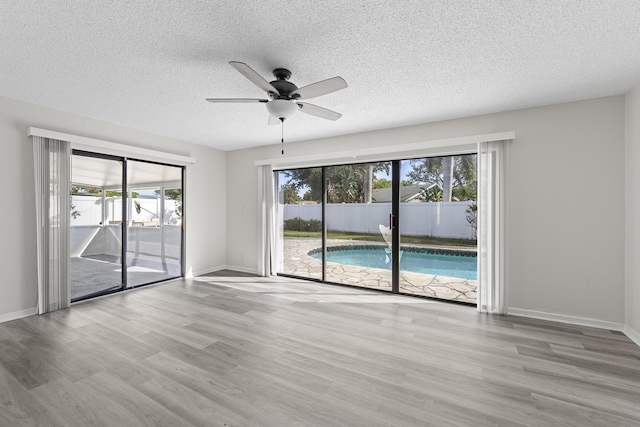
(327, 166, 362, 203)
(363, 164, 373, 204)
(72, 186, 138, 199)
(442, 156, 453, 202)
(466, 203, 478, 239)
(407, 158, 444, 186)
(452, 155, 477, 201)
(282, 168, 323, 202)
(283, 162, 391, 204)
(71, 186, 139, 219)
(280, 183, 301, 204)
(163, 189, 182, 217)
(419, 186, 442, 202)
(152, 189, 182, 220)
(407, 154, 477, 201)
(373, 178, 392, 189)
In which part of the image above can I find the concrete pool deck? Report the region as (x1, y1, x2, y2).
(280, 237, 477, 304)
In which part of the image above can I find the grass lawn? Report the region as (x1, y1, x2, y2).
(283, 230, 476, 248)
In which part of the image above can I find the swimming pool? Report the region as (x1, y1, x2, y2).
(310, 245, 477, 280)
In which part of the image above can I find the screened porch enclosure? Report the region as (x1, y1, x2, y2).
(70, 153, 183, 301)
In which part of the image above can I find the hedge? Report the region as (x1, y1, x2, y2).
(283, 217, 322, 232)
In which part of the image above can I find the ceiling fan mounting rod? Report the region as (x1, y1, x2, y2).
(272, 68, 292, 81)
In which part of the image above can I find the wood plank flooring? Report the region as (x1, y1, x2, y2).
(1, 270, 639, 426)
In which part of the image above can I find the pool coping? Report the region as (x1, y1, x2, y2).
(281, 237, 478, 304)
(309, 244, 477, 258)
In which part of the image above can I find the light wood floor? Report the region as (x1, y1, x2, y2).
(1, 271, 639, 426)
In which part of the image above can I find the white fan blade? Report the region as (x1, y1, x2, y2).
(206, 98, 268, 103)
(268, 115, 281, 126)
(291, 76, 347, 100)
(229, 61, 280, 95)
(297, 102, 342, 121)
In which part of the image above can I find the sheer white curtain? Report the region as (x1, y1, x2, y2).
(257, 164, 276, 276)
(33, 136, 71, 314)
(477, 140, 508, 314)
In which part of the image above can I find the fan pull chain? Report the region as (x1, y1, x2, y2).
(281, 118, 285, 155)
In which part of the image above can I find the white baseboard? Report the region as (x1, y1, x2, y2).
(221, 265, 259, 275)
(623, 325, 640, 347)
(0, 307, 37, 323)
(507, 307, 625, 332)
(190, 265, 227, 277)
(190, 265, 259, 277)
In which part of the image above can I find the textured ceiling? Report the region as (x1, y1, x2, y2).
(1, 1, 639, 151)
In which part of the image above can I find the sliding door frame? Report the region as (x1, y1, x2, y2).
(70, 150, 186, 301)
(275, 154, 477, 305)
(321, 166, 327, 283)
(122, 155, 129, 287)
(391, 160, 400, 294)
(72, 150, 127, 293)
(124, 157, 186, 289)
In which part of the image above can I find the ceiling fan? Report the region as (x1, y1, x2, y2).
(206, 61, 347, 125)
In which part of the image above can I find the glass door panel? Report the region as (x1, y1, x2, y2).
(273, 157, 477, 306)
(126, 160, 183, 288)
(70, 153, 124, 301)
(276, 168, 323, 280)
(398, 155, 478, 303)
(325, 162, 393, 290)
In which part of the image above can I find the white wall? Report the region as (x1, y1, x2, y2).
(225, 148, 261, 272)
(625, 83, 640, 341)
(0, 95, 227, 321)
(227, 96, 626, 324)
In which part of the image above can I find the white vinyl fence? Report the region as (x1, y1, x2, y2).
(282, 202, 475, 239)
(70, 195, 181, 226)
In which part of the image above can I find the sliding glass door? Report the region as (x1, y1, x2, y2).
(276, 168, 323, 280)
(70, 153, 124, 300)
(275, 154, 477, 304)
(325, 162, 393, 290)
(126, 160, 183, 287)
(398, 156, 478, 303)
(70, 152, 184, 301)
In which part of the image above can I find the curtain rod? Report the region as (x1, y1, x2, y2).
(255, 131, 514, 168)
(28, 127, 196, 165)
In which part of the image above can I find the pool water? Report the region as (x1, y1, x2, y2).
(314, 247, 477, 280)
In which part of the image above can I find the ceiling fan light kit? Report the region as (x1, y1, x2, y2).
(265, 99, 298, 121)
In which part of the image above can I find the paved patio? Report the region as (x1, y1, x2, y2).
(70, 253, 181, 301)
(280, 237, 477, 304)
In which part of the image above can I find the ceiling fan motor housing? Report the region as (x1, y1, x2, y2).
(270, 68, 298, 98)
(270, 80, 298, 98)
